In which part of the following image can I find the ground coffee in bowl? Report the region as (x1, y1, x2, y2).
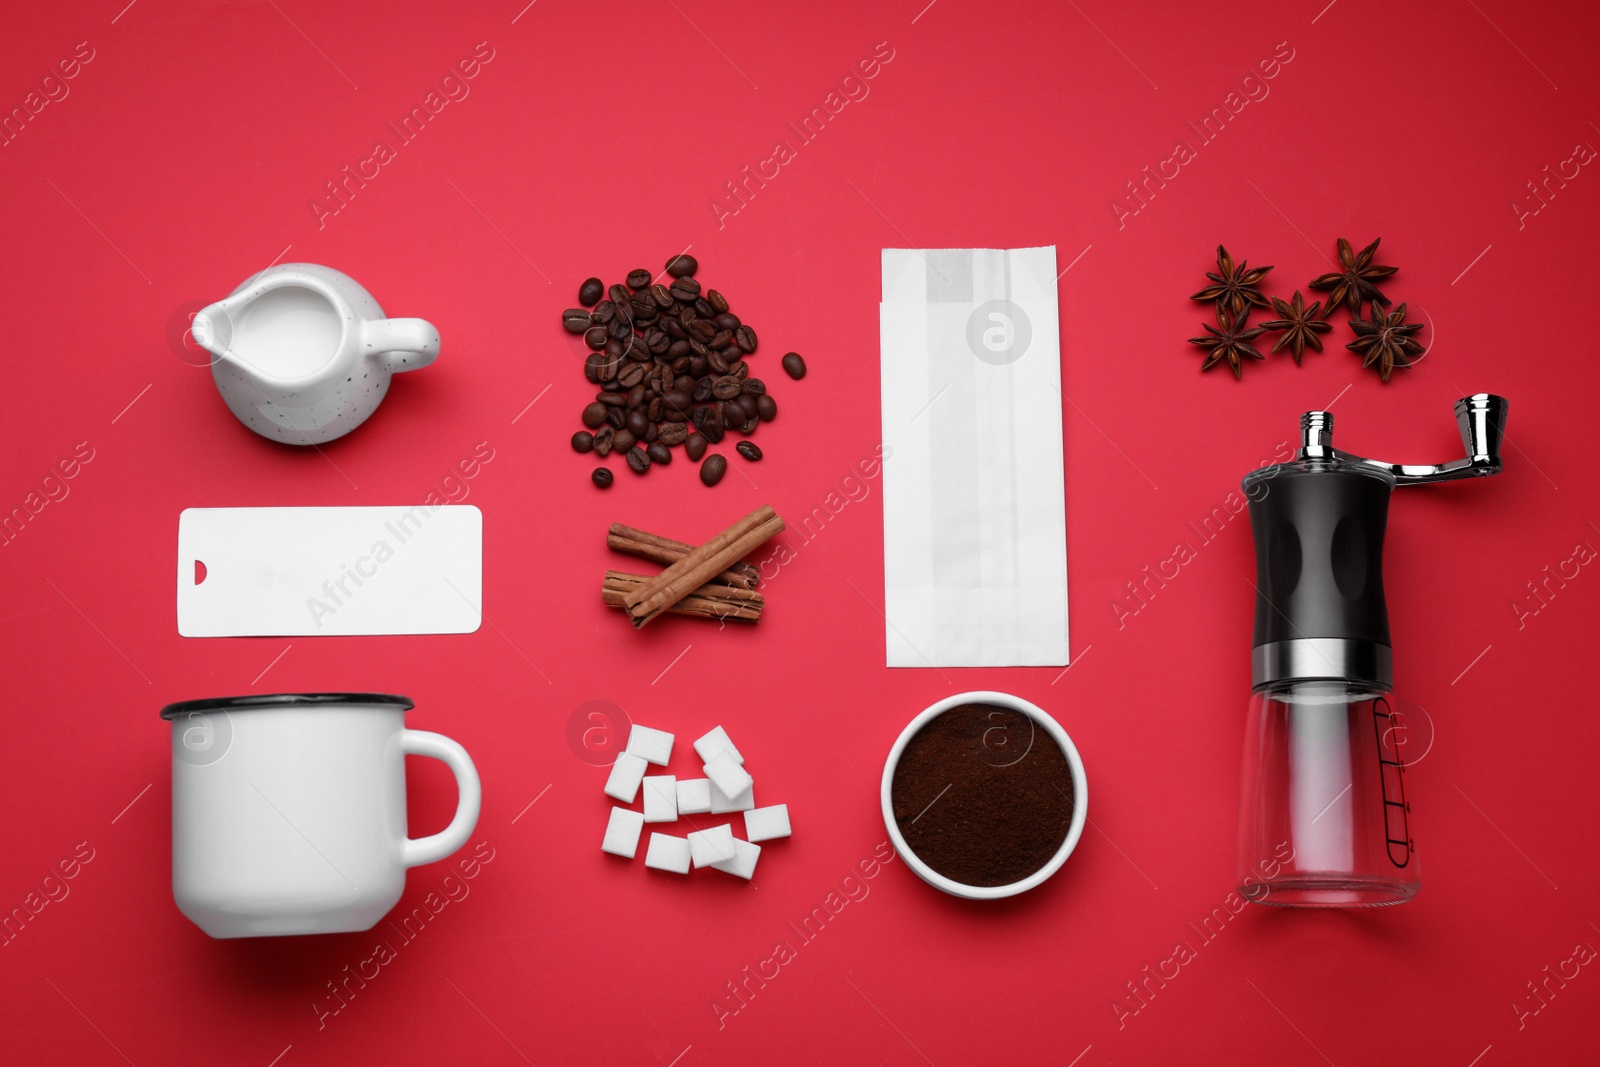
(883, 692, 1086, 898)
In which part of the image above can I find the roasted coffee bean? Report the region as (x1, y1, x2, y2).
(664, 319, 688, 342)
(685, 432, 708, 461)
(692, 376, 714, 402)
(688, 318, 717, 343)
(630, 290, 654, 313)
(708, 290, 730, 314)
(712, 375, 743, 400)
(678, 304, 698, 323)
(702, 418, 725, 444)
(617, 362, 647, 388)
(734, 325, 758, 354)
(757, 394, 777, 421)
(729, 361, 748, 379)
(670, 277, 701, 301)
(708, 350, 730, 374)
(665, 387, 692, 409)
(625, 338, 653, 362)
(604, 405, 625, 429)
(608, 283, 630, 306)
(659, 422, 688, 446)
(626, 409, 649, 438)
(688, 355, 708, 377)
(600, 378, 621, 392)
(719, 344, 741, 362)
(665, 253, 697, 277)
(691, 404, 711, 429)
(583, 352, 606, 383)
(592, 466, 614, 488)
(627, 384, 646, 408)
(700, 453, 727, 486)
(633, 304, 658, 325)
(626, 268, 652, 290)
(593, 426, 615, 456)
(647, 397, 663, 422)
(612, 428, 636, 454)
(649, 284, 674, 308)
(562, 309, 591, 333)
(722, 403, 742, 430)
(584, 325, 608, 350)
(782, 352, 807, 379)
(715, 312, 740, 331)
(648, 442, 672, 465)
(607, 318, 631, 342)
(598, 351, 624, 379)
(734, 393, 759, 419)
(579, 277, 604, 306)
(626, 447, 651, 474)
(646, 424, 659, 442)
(593, 299, 616, 324)
(647, 330, 670, 355)
(571, 431, 594, 453)
(741, 377, 766, 395)
(694, 297, 714, 317)
(708, 329, 733, 349)
(598, 391, 628, 407)
(741, 416, 760, 434)
(736, 441, 763, 462)
(688, 340, 710, 360)
(582, 402, 608, 428)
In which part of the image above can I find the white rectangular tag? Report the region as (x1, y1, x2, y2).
(177, 506, 483, 637)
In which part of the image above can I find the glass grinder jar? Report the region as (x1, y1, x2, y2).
(1236, 395, 1508, 907)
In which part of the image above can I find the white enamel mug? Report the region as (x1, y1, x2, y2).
(162, 693, 480, 939)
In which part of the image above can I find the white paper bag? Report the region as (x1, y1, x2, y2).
(879, 246, 1068, 667)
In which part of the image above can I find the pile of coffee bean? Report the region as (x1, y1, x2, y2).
(563, 255, 805, 488)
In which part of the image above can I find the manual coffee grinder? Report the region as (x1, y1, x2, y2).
(1235, 394, 1508, 906)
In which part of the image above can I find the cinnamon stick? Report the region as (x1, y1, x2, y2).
(622, 505, 785, 628)
(602, 571, 762, 623)
(607, 523, 760, 590)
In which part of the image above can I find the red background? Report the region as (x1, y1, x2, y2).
(2, 1, 1597, 1064)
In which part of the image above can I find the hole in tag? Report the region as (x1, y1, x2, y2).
(194, 560, 207, 585)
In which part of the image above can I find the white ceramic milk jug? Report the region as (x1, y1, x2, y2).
(192, 264, 440, 445)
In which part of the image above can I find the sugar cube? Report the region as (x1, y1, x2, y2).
(602, 807, 645, 858)
(743, 804, 791, 842)
(642, 775, 678, 823)
(687, 824, 737, 868)
(709, 779, 754, 814)
(710, 837, 761, 879)
(693, 725, 744, 765)
(644, 832, 691, 873)
(604, 751, 649, 803)
(703, 750, 752, 799)
(626, 724, 675, 766)
(676, 778, 713, 814)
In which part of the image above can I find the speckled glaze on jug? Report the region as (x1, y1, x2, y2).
(192, 263, 440, 445)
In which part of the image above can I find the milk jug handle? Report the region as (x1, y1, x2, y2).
(363, 317, 440, 372)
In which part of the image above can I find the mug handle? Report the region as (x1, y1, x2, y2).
(363, 318, 441, 373)
(400, 729, 481, 868)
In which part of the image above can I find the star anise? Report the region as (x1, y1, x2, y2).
(1191, 245, 1274, 317)
(1260, 291, 1332, 365)
(1188, 307, 1266, 380)
(1309, 237, 1397, 318)
(1346, 302, 1425, 382)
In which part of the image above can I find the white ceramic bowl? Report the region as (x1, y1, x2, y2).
(881, 690, 1088, 900)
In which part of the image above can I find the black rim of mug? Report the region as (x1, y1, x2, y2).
(159, 693, 414, 719)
